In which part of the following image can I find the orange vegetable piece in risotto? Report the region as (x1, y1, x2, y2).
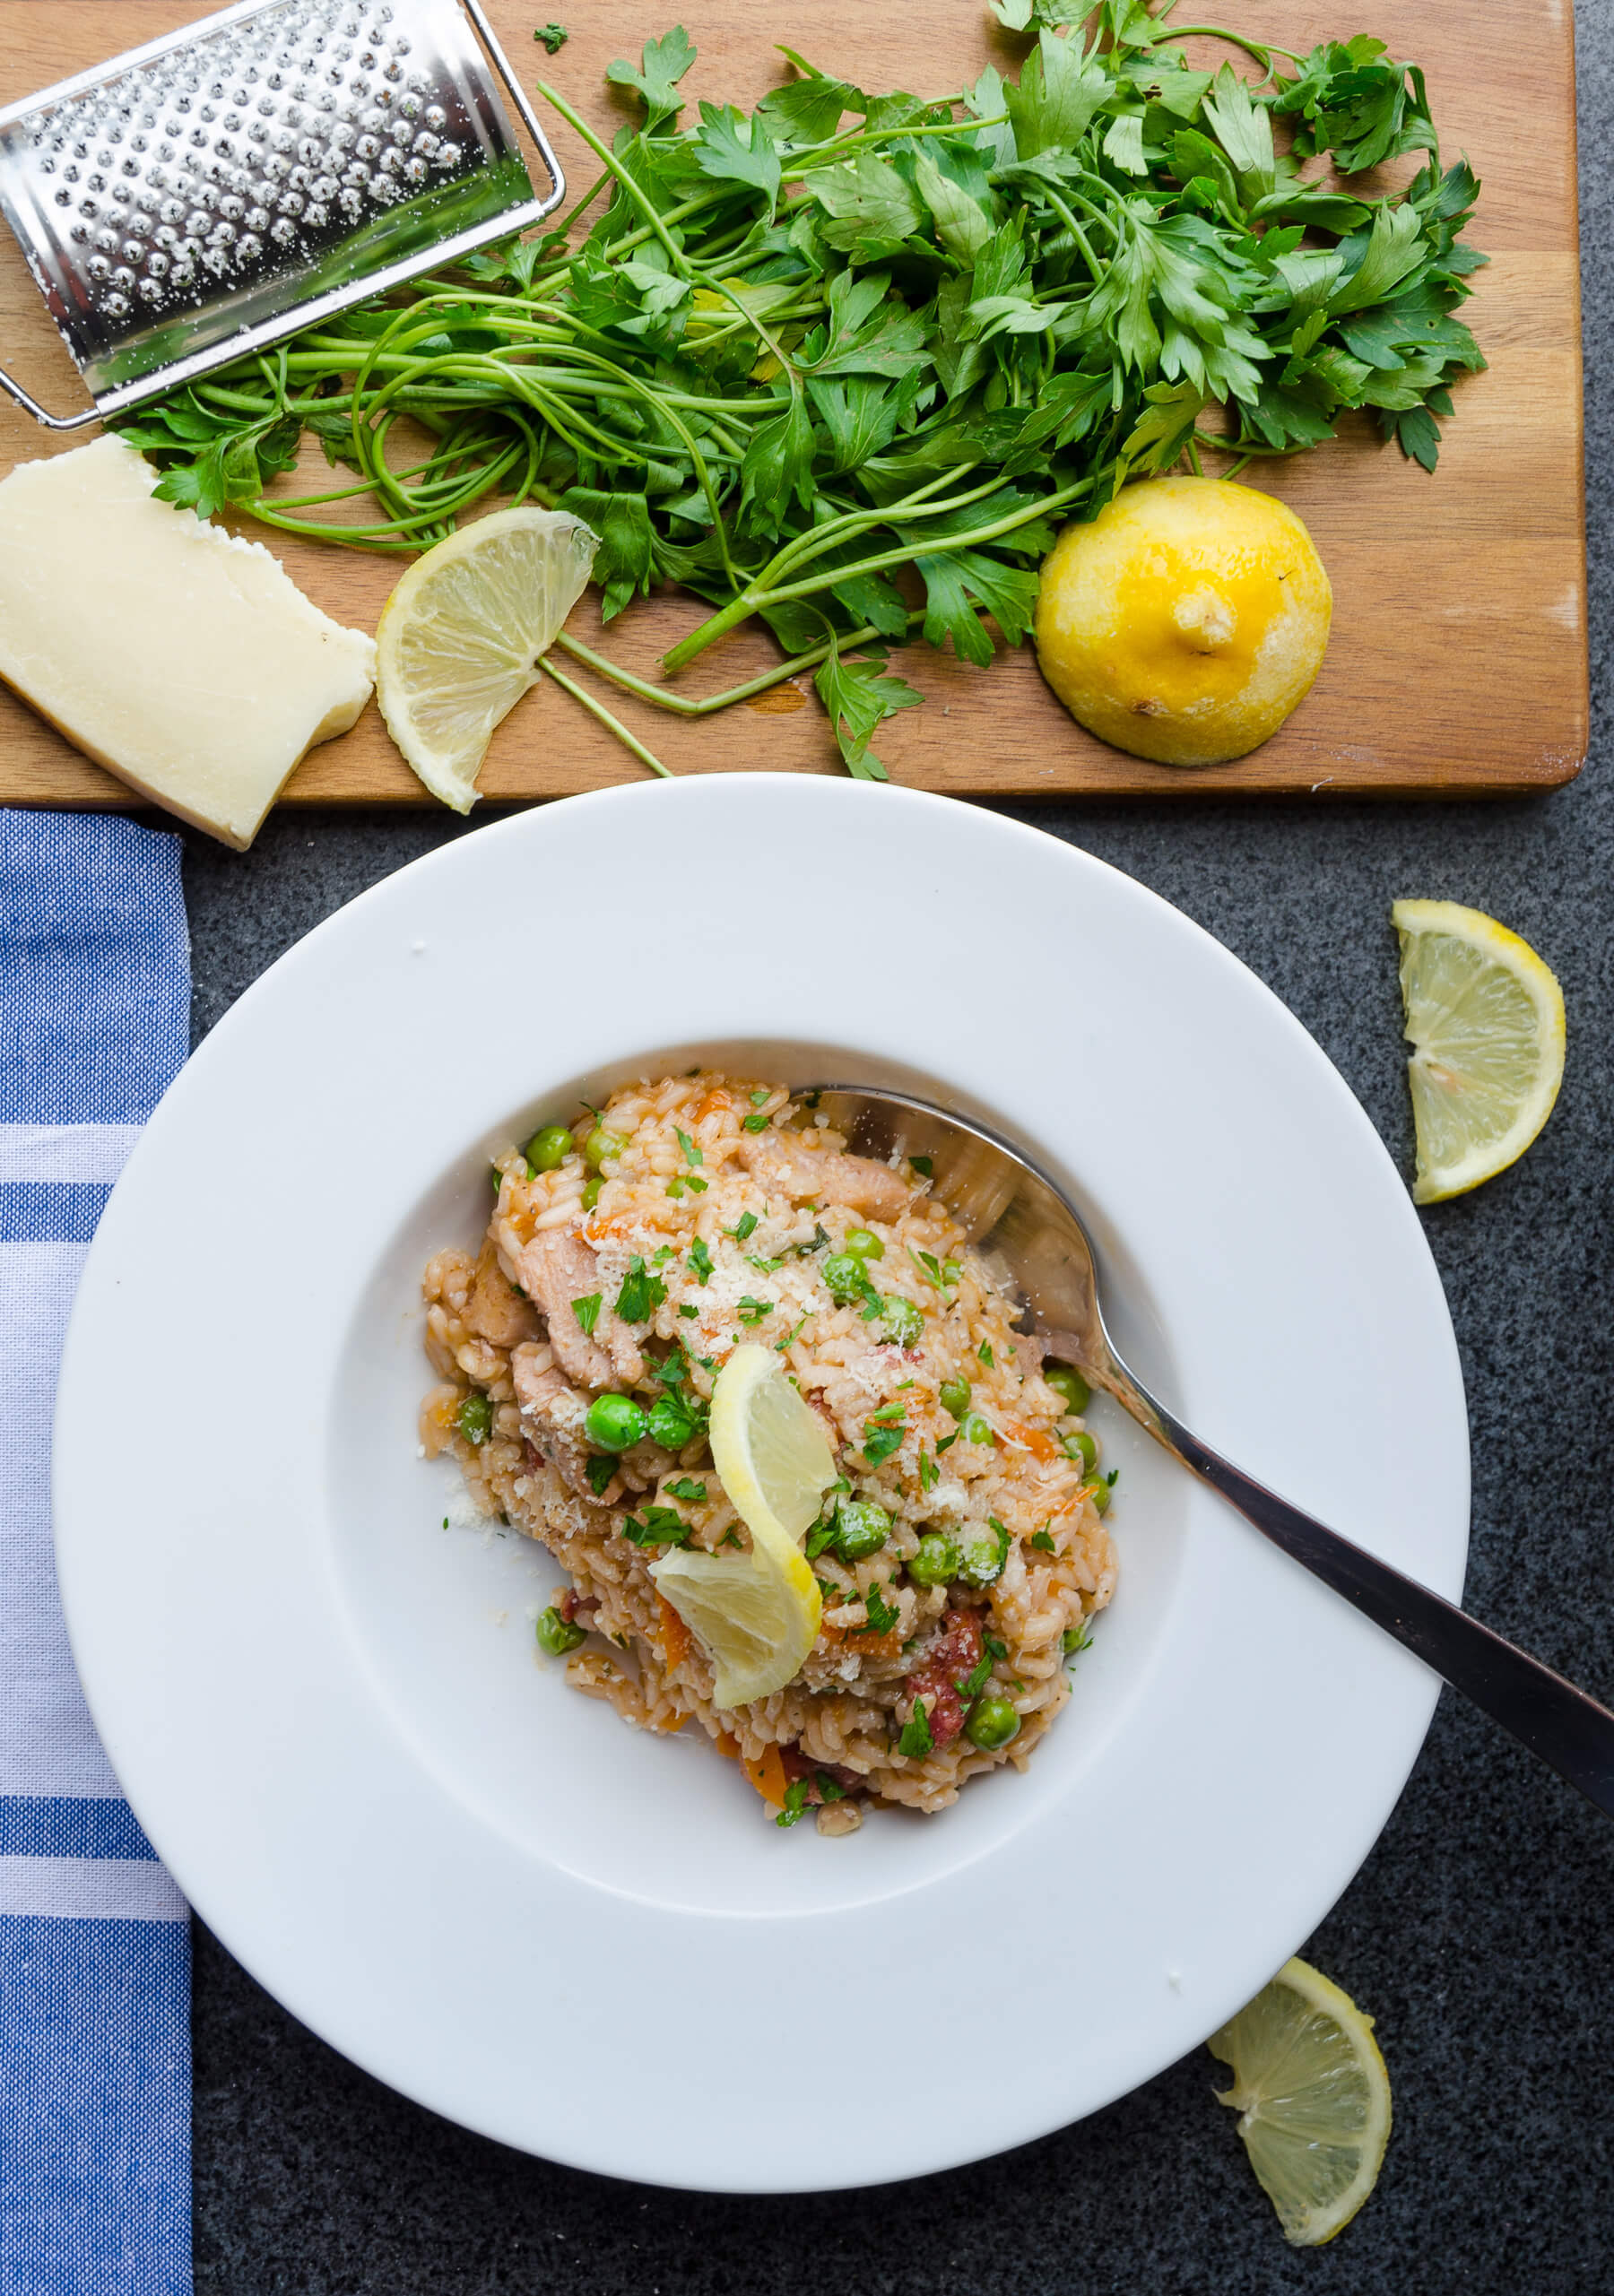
(421, 1073, 1115, 1837)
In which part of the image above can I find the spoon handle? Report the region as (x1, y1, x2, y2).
(1133, 1380, 1614, 1818)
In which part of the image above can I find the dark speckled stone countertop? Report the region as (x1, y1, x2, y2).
(177, 16, 1614, 2289)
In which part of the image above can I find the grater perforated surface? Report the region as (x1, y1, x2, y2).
(0, 0, 560, 417)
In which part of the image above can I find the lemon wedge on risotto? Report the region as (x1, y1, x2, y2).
(1393, 899, 1566, 1204)
(649, 1345, 835, 1709)
(376, 507, 598, 811)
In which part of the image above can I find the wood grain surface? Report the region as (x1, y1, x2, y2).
(0, 0, 1587, 809)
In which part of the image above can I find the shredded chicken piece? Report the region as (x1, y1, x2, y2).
(464, 1240, 539, 1348)
(734, 1132, 911, 1218)
(516, 1228, 644, 1388)
(512, 1344, 619, 1503)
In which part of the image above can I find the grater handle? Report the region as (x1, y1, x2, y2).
(0, 364, 99, 431)
(459, 0, 565, 205)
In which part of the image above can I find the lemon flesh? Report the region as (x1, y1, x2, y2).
(650, 1345, 834, 1709)
(1034, 475, 1332, 767)
(1393, 898, 1566, 1205)
(376, 507, 598, 811)
(1209, 1955, 1392, 2247)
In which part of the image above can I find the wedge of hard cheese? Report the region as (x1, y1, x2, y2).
(0, 435, 376, 849)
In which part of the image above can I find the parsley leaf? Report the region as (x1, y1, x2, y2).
(616, 1255, 667, 1323)
(585, 1454, 617, 1498)
(856, 1581, 900, 1635)
(666, 1477, 707, 1503)
(620, 1504, 694, 1547)
(688, 1236, 714, 1283)
(898, 1698, 934, 1758)
(604, 25, 697, 132)
(571, 1292, 603, 1337)
(729, 1212, 759, 1243)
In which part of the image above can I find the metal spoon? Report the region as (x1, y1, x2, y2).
(813, 1083, 1614, 1820)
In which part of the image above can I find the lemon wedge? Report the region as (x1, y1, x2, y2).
(376, 507, 598, 812)
(1209, 1955, 1392, 2248)
(1393, 899, 1566, 1205)
(649, 1344, 834, 1708)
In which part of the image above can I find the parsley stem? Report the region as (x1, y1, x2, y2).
(554, 610, 925, 715)
(536, 81, 692, 274)
(535, 656, 674, 778)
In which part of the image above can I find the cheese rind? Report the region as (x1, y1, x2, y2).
(0, 435, 376, 848)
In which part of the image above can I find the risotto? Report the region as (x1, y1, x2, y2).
(420, 1073, 1116, 1835)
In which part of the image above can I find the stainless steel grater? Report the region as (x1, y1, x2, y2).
(0, 0, 564, 429)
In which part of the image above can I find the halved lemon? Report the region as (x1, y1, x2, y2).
(649, 1344, 835, 1708)
(376, 507, 598, 812)
(1393, 899, 1566, 1205)
(1209, 1955, 1392, 2247)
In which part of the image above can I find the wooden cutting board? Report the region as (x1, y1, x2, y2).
(0, 0, 1586, 806)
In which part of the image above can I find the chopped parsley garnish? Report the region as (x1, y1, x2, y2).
(620, 1505, 692, 1548)
(678, 1303, 699, 1320)
(984, 1633, 1007, 1663)
(742, 1113, 770, 1132)
(666, 1477, 707, 1503)
(776, 1777, 811, 1828)
(534, 22, 568, 54)
(651, 1244, 677, 1266)
(674, 1126, 704, 1167)
(584, 1453, 617, 1497)
(1030, 1529, 1055, 1554)
(796, 1223, 830, 1259)
(686, 1174, 707, 1193)
(813, 1574, 841, 1603)
(490, 1162, 504, 1197)
(909, 1156, 933, 1177)
(978, 1341, 994, 1367)
(856, 1582, 900, 1635)
(746, 1253, 784, 1274)
(816, 1771, 846, 1803)
(898, 1699, 934, 1758)
(571, 1292, 603, 1337)
(917, 1448, 940, 1493)
(737, 1295, 771, 1326)
(957, 1648, 994, 1703)
(861, 1407, 907, 1467)
(720, 1529, 742, 1549)
(935, 1429, 958, 1455)
(687, 1236, 714, 1283)
(774, 1314, 810, 1353)
(749, 1089, 770, 1107)
(728, 1212, 759, 1243)
(615, 1256, 667, 1323)
(907, 1246, 960, 1292)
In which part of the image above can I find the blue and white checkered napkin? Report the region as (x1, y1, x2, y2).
(1, 812, 192, 2296)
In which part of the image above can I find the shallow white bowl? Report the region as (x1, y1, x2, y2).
(53, 777, 1467, 2190)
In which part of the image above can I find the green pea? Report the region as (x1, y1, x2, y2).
(822, 1252, 870, 1306)
(1090, 1477, 1114, 1516)
(960, 1411, 995, 1448)
(1046, 1363, 1091, 1415)
(836, 1501, 891, 1562)
(524, 1123, 573, 1174)
(1064, 1429, 1098, 1470)
(907, 1531, 960, 1587)
(967, 1695, 1021, 1751)
(456, 1391, 494, 1446)
(939, 1376, 972, 1421)
(585, 1393, 647, 1451)
(535, 1606, 586, 1656)
(581, 1175, 603, 1210)
(584, 1126, 629, 1172)
(958, 1525, 1007, 1588)
(881, 1296, 924, 1348)
(843, 1226, 885, 1261)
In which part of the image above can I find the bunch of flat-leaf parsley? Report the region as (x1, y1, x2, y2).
(118, 0, 1484, 779)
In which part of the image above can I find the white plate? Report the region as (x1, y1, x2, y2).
(53, 779, 1468, 2191)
